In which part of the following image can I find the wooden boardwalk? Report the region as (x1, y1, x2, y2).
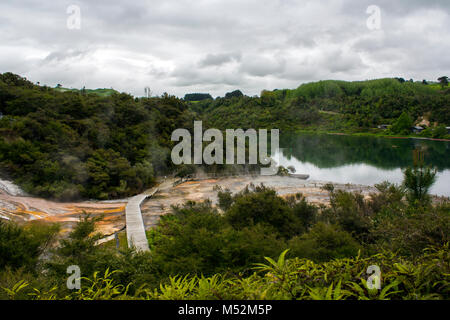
(125, 179, 175, 252)
(125, 188, 158, 252)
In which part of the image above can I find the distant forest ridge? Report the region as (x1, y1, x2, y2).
(184, 78, 445, 101)
(21, 75, 449, 100)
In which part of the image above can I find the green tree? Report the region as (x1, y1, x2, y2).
(225, 90, 244, 99)
(288, 222, 361, 262)
(224, 184, 303, 238)
(0, 221, 59, 272)
(391, 111, 413, 134)
(403, 150, 436, 206)
(45, 213, 104, 278)
(437, 76, 449, 89)
(432, 125, 447, 139)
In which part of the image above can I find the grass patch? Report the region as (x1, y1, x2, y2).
(99, 230, 128, 251)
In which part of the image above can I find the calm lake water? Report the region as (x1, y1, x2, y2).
(276, 133, 450, 197)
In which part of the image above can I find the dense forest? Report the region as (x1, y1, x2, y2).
(0, 73, 449, 200)
(194, 78, 449, 135)
(0, 72, 194, 200)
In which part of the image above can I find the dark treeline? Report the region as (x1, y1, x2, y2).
(183, 93, 213, 101)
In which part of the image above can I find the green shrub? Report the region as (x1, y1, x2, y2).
(149, 200, 286, 277)
(372, 203, 450, 257)
(0, 220, 59, 272)
(323, 188, 373, 242)
(224, 184, 304, 238)
(288, 223, 361, 262)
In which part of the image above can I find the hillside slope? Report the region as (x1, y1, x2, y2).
(195, 78, 449, 132)
(0, 73, 193, 200)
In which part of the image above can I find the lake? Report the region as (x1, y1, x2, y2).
(276, 133, 450, 197)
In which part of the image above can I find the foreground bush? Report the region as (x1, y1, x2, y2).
(0, 220, 59, 272)
(5, 246, 448, 300)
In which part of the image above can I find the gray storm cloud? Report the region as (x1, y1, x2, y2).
(199, 53, 242, 67)
(0, 0, 449, 97)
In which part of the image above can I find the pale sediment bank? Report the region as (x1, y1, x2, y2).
(0, 186, 127, 235)
(140, 175, 378, 229)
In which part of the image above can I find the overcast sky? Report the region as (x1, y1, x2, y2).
(1, 0, 449, 97)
